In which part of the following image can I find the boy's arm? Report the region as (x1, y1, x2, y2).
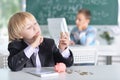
(8, 42, 34, 71)
(80, 28, 96, 45)
(52, 40, 73, 67)
(8, 49, 29, 71)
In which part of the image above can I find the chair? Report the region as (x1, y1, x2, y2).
(0, 54, 8, 68)
(69, 45, 98, 66)
(47, 18, 69, 46)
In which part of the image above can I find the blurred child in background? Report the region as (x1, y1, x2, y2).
(70, 9, 98, 46)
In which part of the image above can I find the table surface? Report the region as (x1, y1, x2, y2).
(1, 65, 120, 80)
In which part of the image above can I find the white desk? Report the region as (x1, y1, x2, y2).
(97, 45, 120, 56)
(1, 65, 120, 80)
(69, 45, 120, 56)
(69, 45, 120, 65)
(97, 45, 120, 64)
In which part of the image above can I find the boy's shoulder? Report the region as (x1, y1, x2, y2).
(9, 39, 23, 45)
(43, 37, 54, 42)
(8, 39, 26, 49)
(42, 37, 55, 45)
(87, 26, 95, 29)
(87, 26, 97, 32)
(40, 38, 56, 49)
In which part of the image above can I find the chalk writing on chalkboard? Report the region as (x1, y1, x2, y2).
(26, 0, 118, 25)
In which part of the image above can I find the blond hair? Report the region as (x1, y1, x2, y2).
(8, 12, 36, 41)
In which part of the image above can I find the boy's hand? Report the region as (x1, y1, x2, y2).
(58, 32, 70, 51)
(31, 35, 43, 48)
(69, 40, 75, 45)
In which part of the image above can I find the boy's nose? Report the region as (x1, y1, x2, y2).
(33, 25, 37, 30)
(33, 27, 37, 32)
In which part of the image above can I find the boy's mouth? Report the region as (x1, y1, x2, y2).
(36, 31, 40, 35)
(33, 31, 40, 38)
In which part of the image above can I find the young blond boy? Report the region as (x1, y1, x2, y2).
(8, 12, 73, 71)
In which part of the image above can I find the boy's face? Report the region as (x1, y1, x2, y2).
(75, 13, 90, 30)
(20, 18, 41, 41)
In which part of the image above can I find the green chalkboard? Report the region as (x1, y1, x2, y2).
(26, 0, 118, 25)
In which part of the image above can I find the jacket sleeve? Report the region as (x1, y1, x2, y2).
(51, 40, 74, 67)
(8, 42, 29, 71)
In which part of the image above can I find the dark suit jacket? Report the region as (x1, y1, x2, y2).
(8, 38, 73, 71)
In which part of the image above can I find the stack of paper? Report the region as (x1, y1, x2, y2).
(24, 68, 59, 77)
